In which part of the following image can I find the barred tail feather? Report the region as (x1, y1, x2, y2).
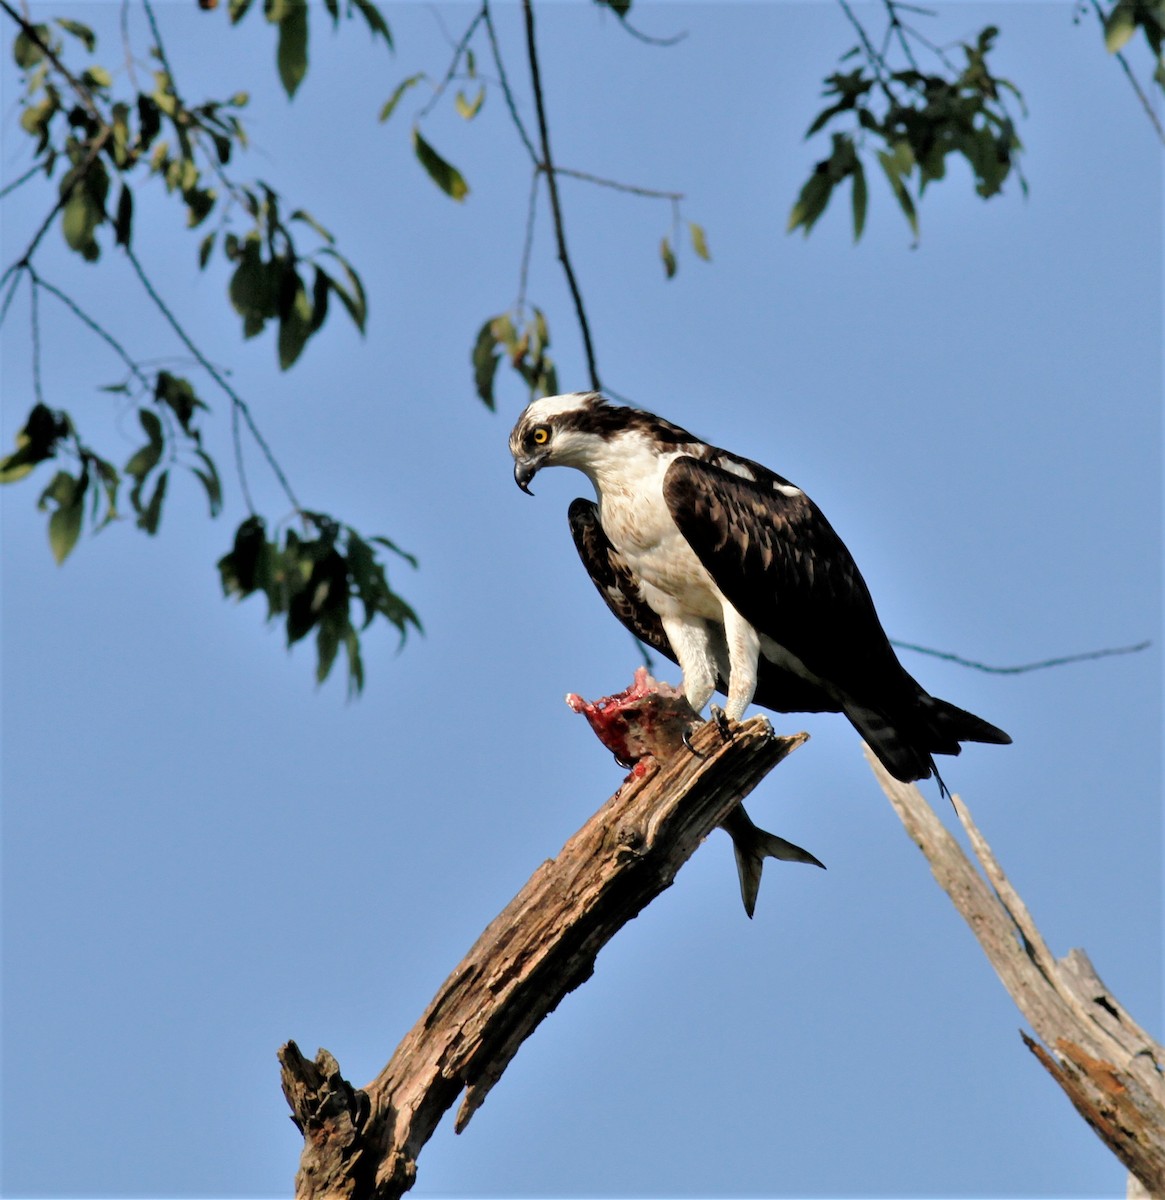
(846, 694, 1012, 786)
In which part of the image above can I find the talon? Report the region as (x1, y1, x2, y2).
(613, 750, 636, 770)
(710, 704, 732, 741)
(682, 723, 708, 759)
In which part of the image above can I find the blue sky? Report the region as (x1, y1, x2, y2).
(1, 2, 1161, 1197)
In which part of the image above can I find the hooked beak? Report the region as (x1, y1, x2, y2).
(513, 455, 545, 495)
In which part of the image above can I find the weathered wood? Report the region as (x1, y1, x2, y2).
(865, 748, 1165, 1196)
(281, 714, 806, 1200)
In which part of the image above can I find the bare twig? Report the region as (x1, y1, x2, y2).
(521, 0, 601, 392)
(605, 12, 687, 49)
(419, 5, 486, 120)
(281, 715, 807, 1200)
(891, 638, 1152, 674)
(882, 0, 921, 71)
(0, 163, 44, 202)
(553, 165, 684, 201)
(29, 275, 44, 406)
(482, 0, 538, 164)
(515, 166, 539, 313)
(29, 269, 151, 390)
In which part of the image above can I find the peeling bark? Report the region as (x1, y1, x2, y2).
(865, 749, 1164, 1196)
(281, 713, 805, 1200)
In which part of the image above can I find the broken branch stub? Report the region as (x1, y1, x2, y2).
(281, 706, 806, 1200)
(865, 748, 1165, 1195)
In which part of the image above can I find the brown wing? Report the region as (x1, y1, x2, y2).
(567, 498, 838, 714)
(662, 456, 920, 709)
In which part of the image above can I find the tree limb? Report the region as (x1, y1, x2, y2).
(865, 749, 1165, 1194)
(280, 714, 806, 1200)
(520, 0, 601, 391)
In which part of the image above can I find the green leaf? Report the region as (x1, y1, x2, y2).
(455, 86, 485, 120)
(317, 250, 367, 332)
(14, 27, 50, 69)
(309, 267, 330, 335)
(0, 404, 70, 482)
(49, 491, 84, 564)
(192, 449, 223, 517)
(660, 235, 677, 278)
(139, 407, 164, 446)
(137, 469, 168, 534)
(688, 221, 711, 261)
(472, 318, 501, 409)
(81, 65, 112, 90)
(114, 184, 134, 247)
(198, 231, 217, 269)
(184, 186, 217, 228)
(1104, 1, 1138, 53)
(343, 627, 364, 696)
(276, 0, 309, 99)
(315, 610, 343, 683)
(41, 468, 88, 564)
(289, 208, 334, 243)
(851, 159, 868, 241)
(787, 169, 833, 236)
(56, 18, 96, 51)
(277, 274, 314, 369)
(412, 127, 469, 201)
(877, 148, 919, 240)
(228, 0, 254, 23)
(370, 534, 418, 569)
(156, 372, 203, 431)
(350, 0, 393, 48)
(379, 73, 424, 123)
(218, 515, 267, 596)
(229, 236, 277, 320)
(61, 187, 103, 258)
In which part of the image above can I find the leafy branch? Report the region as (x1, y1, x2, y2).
(791, 7, 1027, 242)
(377, 0, 709, 411)
(0, 0, 417, 694)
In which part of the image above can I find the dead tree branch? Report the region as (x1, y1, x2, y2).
(280, 715, 806, 1200)
(865, 749, 1165, 1195)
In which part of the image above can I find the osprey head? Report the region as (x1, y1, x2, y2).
(508, 391, 605, 494)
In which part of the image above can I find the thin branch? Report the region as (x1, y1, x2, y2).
(890, 638, 1152, 674)
(482, 0, 538, 164)
(0, 270, 22, 332)
(119, 0, 140, 90)
(521, 0, 600, 392)
(7, 128, 111, 272)
(30, 268, 152, 390)
(882, 0, 921, 71)
(0, 162, 45, 202)
(606, 12, 688, 48)
(29, 279, 44, 406)
(515, 166, 539, 313)
(123, 244, 297, 513)
(419, 5, 486, 120)
(0, 0, 102, 122)
(553, 165, 684, 201)
(836, 0, 894, 97)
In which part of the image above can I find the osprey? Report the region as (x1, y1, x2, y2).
(509, 392, 1010, 909)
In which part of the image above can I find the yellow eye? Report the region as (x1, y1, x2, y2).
(532, 426, 550, 445)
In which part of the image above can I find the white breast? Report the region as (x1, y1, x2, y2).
(592, 444, 725, 623)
